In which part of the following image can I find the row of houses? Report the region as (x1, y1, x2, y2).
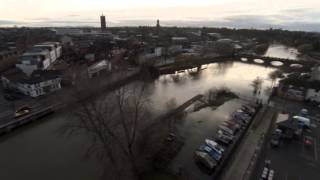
(1, 42, 63, 98)
(16, 42, 62, 75)
(2, 69, 62, 97)
(277, 66, 320, 104)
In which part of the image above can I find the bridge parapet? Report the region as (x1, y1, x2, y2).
(237, 54, 317, 68)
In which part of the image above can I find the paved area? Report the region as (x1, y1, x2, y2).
(251, 99, 320, 180)
(220, 106, 277, 180)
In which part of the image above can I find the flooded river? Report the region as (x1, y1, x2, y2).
(0, 44, 297, 180)
(264, 44, 299, 60)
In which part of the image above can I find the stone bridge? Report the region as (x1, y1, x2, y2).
(235, 54, 317, 69)
(154, 54, 319, 75)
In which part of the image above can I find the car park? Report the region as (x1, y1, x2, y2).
(195, 103, 257, 175)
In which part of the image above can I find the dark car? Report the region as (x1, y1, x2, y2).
(270, 134, 280, 147)
(15, 106, 32, 118)
(271, 129, 282, 147)
(303, 136, 314, 148)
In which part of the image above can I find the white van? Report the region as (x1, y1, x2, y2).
(293, 116, 311, 128)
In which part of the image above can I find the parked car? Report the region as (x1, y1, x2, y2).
(218, 125, 235, 136)
(205, 139, 225, 154)
(198, 145, 222, 162)
(241, 105, 256, 115)
(222, 120, 241, 131)
(299, 108, 308, 117)
(15, 106, 32, 118)
(216, 130, 234, 145)
(194, 150, 217, 172)
(293, 116, 311, 128)
(270, 135, 280, 147)
(232, 110, 251, 124)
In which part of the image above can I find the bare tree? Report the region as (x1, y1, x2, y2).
(268, 70, 283, 88)
(251, 77, 264, 95)
(64, 81, 170, 179)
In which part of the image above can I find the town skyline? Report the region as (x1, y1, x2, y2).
(1, 0, 320, 31)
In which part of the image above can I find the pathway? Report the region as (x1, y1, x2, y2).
(220, 106, 277, 180)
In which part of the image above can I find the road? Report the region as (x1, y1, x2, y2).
(251, 98, 320, 180)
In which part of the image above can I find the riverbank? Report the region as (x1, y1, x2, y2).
(0, 68, 141, 135)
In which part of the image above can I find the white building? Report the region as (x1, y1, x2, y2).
(42, 42, 62, 59)
(2, 69, 62, 98)
(16, 49, 51, 75)
(16, 42, 62, 75)
(33, 42, 62, 63)
(87, 60, 112, 78)
(155, 47, 162, 57)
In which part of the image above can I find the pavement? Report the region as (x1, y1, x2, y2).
(251, 98, 320, 180)
(220, 106, 277, 180)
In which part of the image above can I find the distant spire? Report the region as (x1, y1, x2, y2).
(100, 14, 107, 31)
(156, 19, 160, 28)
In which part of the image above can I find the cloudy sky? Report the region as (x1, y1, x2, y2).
(1, 0, 320, 31)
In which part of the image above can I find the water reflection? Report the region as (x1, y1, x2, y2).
(151, 62, 274, 109)
(214, 61, 234, 76)
(264, 44, 299, 60)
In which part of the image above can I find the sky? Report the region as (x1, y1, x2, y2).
(1, 0, 320, 31)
